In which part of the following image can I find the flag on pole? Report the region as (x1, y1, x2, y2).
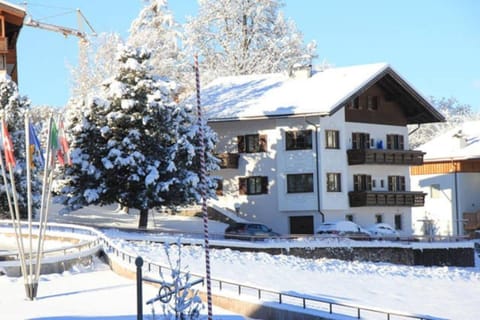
(2, 119, 16, 167)
(28, 122, 44, 168)
(58, 120, 70, 165)
(49, 120, 63, 165)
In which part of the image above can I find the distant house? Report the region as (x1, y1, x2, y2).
(198, 63, 444, 235)
(411, 121, 480, 237)
(0, 1, 26, 83)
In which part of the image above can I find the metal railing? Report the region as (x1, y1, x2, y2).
(100, 238, 440, 320)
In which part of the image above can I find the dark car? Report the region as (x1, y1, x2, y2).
(224, 222, 280, 241)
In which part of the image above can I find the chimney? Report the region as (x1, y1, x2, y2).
(452, 130, 467, 149)
(289, 63, 312, 79)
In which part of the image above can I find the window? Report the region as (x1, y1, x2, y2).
(388, 176, 406, 192)
(394, 214, 403, 230)
(238, 134, 267, 153)
(367, 95, 379, 110)
(375, 214, 383, 223)
(239, 176, 268, 195)
(285, 130, 312, 150)
(347, 96, 360, 109)
(325, 130, 340, 149)
(386, 134, 404, 150)
(287, 173, 314, 193)
(351, 132, 370, 149)
(430, 184, 441, 199)
(326, 173, 341, 192)
(353, 174, 372, 191)
(345, 214, 354, 222)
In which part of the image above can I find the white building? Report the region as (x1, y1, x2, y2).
(199, 63, 443, 235)
(411, 121, 480, 237)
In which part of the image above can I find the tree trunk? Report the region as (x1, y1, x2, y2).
(138, 208, 149, 229)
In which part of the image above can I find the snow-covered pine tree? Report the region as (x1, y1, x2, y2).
(183, 0, 317, 83)
(55, 45, 218, 228)
(0, 76, 42, 219)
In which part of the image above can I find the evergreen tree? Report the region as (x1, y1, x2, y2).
(0, 76, 42, 219)
(183, 0, 317, 83)
(55, 46, 218, 228)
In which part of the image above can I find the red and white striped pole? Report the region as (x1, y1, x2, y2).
(194, 54, 213, 319)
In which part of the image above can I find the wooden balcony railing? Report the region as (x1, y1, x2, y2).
(217, 153, 240, 169)
(348, 191, 426, 207)
(347, 148, 425, 166)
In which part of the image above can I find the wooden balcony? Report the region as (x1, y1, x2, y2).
(217, 153, 240, 169)
(348, 191, 426, 207)
(347, 148, 425, 166)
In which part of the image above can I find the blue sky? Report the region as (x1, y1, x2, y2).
(15, 0, 480, 110)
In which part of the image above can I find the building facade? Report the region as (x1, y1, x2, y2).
(411, 121, 480, 237)
(0, 1, 25, 83)
(199, 63, 443, 235)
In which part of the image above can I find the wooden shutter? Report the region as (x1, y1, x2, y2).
(238, 177, 246, 195)
(237, 135, 245, 153)
(261, 176, 268, 194)
(399, 135, 404, 150)
(366, 175, 372, 191)
(259, 134, 267, 152)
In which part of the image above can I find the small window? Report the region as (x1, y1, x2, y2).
(286, 130, 312, 150)
(345, 214, 354, 222)
(367, 96, 379, 110)
(239, 176, 268, 195)
(386, 134, 404, 150)
(430, 184, 441, 199)
(388, 176, 406, 192)
(375, 214, 383, 223)
(326, 173, 341, 192)
(348, 97, 360, 109)
(394, 214, 403, 230)
(353, 174, 372, 191)
(325, 130, 340, 149)
(287, 173, 314, 193)
(238, 134, 267, 153)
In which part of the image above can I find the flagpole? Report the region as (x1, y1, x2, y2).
(33, 116, 54, 288)
(24, 112, 36, 300)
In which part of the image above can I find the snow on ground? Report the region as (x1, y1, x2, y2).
(1, 205, 480, 319)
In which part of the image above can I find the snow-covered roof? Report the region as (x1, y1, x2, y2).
(198, 62, 444, 123)
(0, 1, 26, 15)
(419, 121, 480, 161)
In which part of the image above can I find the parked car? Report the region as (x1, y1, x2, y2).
(368, 223, 400, 240)
(315, 221, 371, 240)
(224, 222, 280, 241)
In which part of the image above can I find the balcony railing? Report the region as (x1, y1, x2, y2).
(347, 148, 425, 166)
(217, 153, 240, 169)
(348, 191, 426, 207)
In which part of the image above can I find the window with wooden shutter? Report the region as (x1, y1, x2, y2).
(238, 176, 268, 195)
(353, 174, 372, 191)
(386, 134, 404, 150)
(352, 132, 370, 149)
(237, 134, 267, 153)
(388, 176, 406, 191)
